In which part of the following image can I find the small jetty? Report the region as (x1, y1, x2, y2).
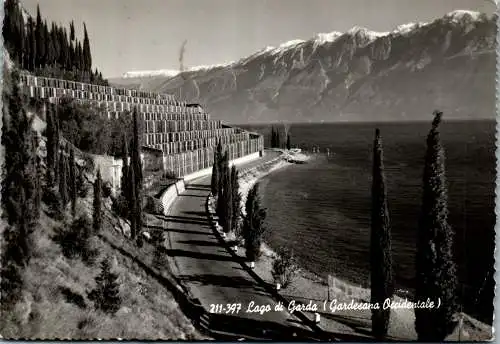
(281, 148, 310, 164)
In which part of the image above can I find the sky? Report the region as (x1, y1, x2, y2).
(22, 0, 497, 78)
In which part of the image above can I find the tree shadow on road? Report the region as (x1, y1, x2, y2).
(157, 214, 209, 226)
(164, 227, 214, 236)
(178, 273, 267, 293)
(206, 312, 321, 341)
(186, 183, 211, 189)
(179, 192, 207, 198)
(165, 248, 240, 262)
(183, 210, 208, 218)
(176, 239, 223, 247)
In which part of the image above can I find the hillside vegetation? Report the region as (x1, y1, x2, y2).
(0, 67, 206, 340)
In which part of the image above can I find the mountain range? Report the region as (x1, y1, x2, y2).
(109, 10, 497, 124)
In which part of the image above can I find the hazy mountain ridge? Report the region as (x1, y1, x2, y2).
(110, 10, 496, 123)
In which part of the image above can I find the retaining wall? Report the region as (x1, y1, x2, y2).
(160, 179, 186, 215)
(183, 151, 262, 182)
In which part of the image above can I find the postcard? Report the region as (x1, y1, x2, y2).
(0, 0, 497, 341)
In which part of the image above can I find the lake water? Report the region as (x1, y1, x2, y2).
(240, 120, 496, 324)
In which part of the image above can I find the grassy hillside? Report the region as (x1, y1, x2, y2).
(0, 156, 207, 339)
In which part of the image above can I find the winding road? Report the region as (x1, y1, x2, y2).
(158, 152, 324, 340)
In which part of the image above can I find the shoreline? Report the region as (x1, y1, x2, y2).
(235, 151, 492, 341)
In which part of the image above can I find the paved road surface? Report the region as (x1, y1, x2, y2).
(159, 152, 320, 340)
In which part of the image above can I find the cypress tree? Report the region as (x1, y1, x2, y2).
(216, 152, 228, 224)
(242, 184, 267, 262)
(23, 20, 31, 70)
(276, 128, 280, 149)
(223, 165, 233, 234)
(83, 22, 91, 72)
(28, 17, 37, 71)
(129, 164, 137, 240)
(370, 128, 393, 339)
(45, 102, 56, 184)
(70, 148, 77, 216)
(93, 169, 102, 235)
(70, 20, 75, 42)
(88, 258, 121, 314)
(35, 4, 44, 68)
(53, 104, 61, 184)
(3, 0, 15, 59)
(120, 134, 130, 203)
(42, 20, 50, 68)
(210, 151, 219, 196)
(415, 111, 457, 341)
(59, 150, 69, 207)
(1, 70, 40, 309)
(2, 70, 38, 234)
(286, 134, 291, 150)
(231, 165, 241, 234)
(131, 108, 143, 241)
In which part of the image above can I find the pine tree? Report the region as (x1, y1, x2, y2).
(70, 148, 77, 216)
(93, 169, 103, 235)
(370, 128, 393, 339)
(88, 258, 121, 314)
(415, 111, 457, 341)
(242, 184, 267, 262)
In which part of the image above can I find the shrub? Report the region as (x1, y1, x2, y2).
(163, 170, 177, 180)
(76, 170, 89, 198)
(111, 195, 129, 219)
(271, 247, 298, 288)
(81, 154, 95, 174)
(42, 186, 64, 220)
(144, 196, 164, 215)
(102, 181, 112, 198)
(53, 215, 98, 265)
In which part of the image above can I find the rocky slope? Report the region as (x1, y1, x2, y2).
(110, 10, 497, 124)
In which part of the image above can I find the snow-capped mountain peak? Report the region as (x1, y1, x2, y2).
(445, 9, 482, 22)
(122, 69, 180, 78)
(314, 31, 343, 45)
(122, 9, 491, 80)
(278, 39, 306, 49)
(347, 26, 390, 40)
(393, 22, 428, 35)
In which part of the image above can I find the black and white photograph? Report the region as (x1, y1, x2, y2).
(0, 0, 497, 341)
